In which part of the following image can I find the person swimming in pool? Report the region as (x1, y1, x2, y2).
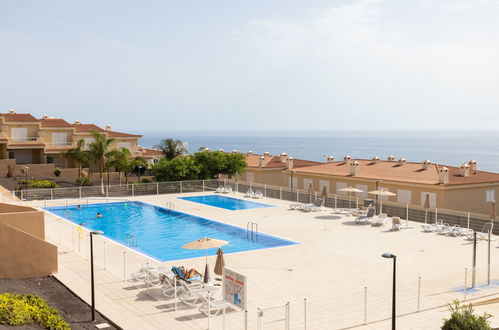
(77, 205, 81, 210)
(96, 212, 103, 218)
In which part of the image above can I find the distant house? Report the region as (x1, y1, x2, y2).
(0, 109, 142, 167)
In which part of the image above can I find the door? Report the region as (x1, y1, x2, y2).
(14, 150, 32, 164)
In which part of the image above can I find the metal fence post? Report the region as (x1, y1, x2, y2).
(280, 187, 282, 200)
(20, 190, 23, 201)
(417, 276, 421, 311)
(106, 185, 108, 198)
(285, 302, 290, 330)
(131, 184, 134, 198)
(180, 181, 183, 193)
(202, 180, 205, 192)
(123, 250, 126, 281)
(264, 185, 266, 197)
(257, 308, 262, 330)
(467, 212, 470, 229)
(79, 186, 82, 199)
(464, 267, 468, 301)
(156, 182, 159, 195)
(50, 188, 54, 200)
(364, 287, 367, 324)
(304, 298, 307, 330)
(472, 232, 477, 288)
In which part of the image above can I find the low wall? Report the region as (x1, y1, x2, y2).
(0, 159, 16, 176)
(14, 163, 55, 178)
(0, 202, 57, 278)
(0, 223, 57, 279)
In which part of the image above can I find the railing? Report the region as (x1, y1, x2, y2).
(8, 137, 42, 143)
(45, 142, 77, 149)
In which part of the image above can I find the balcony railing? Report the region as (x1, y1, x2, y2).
(8, 137, 43, 144)
(45, 142, 77, 149)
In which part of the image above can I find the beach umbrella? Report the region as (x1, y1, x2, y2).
(308, 183, 314, 203)
(368, 189, 396, 215)
(424, 193, 431, 224)
(339, 186, 364, 209)
(214, 248, 226, 276)
(490, 200, 496, 221)
(183, 238, 228, 283)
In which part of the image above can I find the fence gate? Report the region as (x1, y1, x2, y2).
(257, 302, 290, 330)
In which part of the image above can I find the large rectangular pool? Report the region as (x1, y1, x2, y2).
(44, 201, 296, 262)
(179, 195, 274, 210)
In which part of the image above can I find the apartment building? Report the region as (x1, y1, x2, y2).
(240, 152, 499, 215)
(0, 110, 142, 167)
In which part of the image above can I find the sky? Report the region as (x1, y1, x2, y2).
(1, 0, 499, 132)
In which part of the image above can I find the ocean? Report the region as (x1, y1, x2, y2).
(136, 130, 499, 173)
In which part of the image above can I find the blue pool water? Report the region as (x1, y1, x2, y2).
(44, 201, 296, 262)
(179, 195, 274, 210)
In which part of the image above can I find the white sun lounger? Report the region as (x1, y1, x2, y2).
(244, 189, 255, 198)
(372, 213, 387, 227)
(302, 198, 325, 212)
(355, 208, 375, 223)
(390, 217, 402, 231)
(179, 282, 221, 306)
(198, 299, 241, 316)
(253, 190, 263, 199)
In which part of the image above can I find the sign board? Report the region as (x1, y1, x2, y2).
(222, 267, 247, 310)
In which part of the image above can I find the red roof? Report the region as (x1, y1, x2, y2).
(140, 147, 163, 156)
(72, 123, 106, 133)
(0, 113, 38, 122)
(39, 118, 72, 127)
(107, 130, 142, 138)
(246, 154, 321, 169)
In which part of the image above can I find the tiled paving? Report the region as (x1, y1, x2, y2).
(36, 193, 499, 329)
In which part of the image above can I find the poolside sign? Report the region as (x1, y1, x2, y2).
(222, 267, 247, 309)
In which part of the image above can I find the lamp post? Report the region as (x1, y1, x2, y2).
(382, 252, 396, 330)
(90, 230, 104, 322)
(138, 165, 142, 183)
(23, 166, 30, 194)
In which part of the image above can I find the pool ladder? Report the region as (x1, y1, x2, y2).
(247, 222, 259, 241)
(125, 234, 137, 248)
(165, 202, 175, 211)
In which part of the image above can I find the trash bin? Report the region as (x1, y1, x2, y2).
(364, 199, 374, 207)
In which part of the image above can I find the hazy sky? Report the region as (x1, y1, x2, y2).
(1, 0, 498, 132)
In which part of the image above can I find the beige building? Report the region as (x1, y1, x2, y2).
(0, 110, 142, 167)
(240, 153, 499, 215)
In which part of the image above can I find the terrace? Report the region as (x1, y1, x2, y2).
(18, 180, 499, 329)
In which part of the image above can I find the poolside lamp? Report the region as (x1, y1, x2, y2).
(382, 253, 397, 330)
(90, 230, 104, 321)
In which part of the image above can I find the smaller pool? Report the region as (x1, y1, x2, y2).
(179, 195, 274, 210)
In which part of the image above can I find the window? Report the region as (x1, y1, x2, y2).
(46, 156, 54, 164)
(11, 128, 28, 141)
(51, 133, 67, 145)
(356, 184, 368, 198)
(117, 142, 132, 151)
(486, 190, 495, 202)
(319, 180, 329, 193)
(397, 189, 412, 204)
(303, 178, 313, 190)
(421, 192, 437, 208)
(336, 182, 347, 195)
(246, 173, 254, 183)
(288, 176, 298, 188)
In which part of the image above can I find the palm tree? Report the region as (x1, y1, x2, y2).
(64, 139, 91, 181)
(155, 138, 187, 160)
(87, 131, 115, 194)
(108, 148, 131, 185)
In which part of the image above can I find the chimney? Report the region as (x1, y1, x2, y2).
(247, 150, 253, 155)
(287, 157, 294, 169)
(422, 160, 432, 170)
(259, 156, 266, 167)
(8, 109, 15, 114)
(74, 120, 81, 125)
(372, 156, 380, 164)
(203, 147, 210, 152)
(469, 160, 477, 171)
(280, 152, 289, 163)
(387, 155, 395, 161)
(438, 166, 449, 184)
(43, 114, 48, 119)
(349, 160, 360, 176)
(105, 124, 112, 131)
(263, 151, 270, 156)
(232, 149, 238, 153)
(217, 148, 224, 152)
(326, 156, 335, 163)
(398, 158, 406, 166)
(343, 155, 352, 164)
(460, 162, 470, 177)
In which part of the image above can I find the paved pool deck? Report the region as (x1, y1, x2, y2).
(38, 192, 499, 329)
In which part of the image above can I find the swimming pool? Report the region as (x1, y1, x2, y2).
(44, 201, 296, 262)
(179, 195, 274, 210)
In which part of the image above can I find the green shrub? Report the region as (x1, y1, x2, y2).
(141, 178, 152, 183)
(18, 179, 59, 189)
(76, 176, 91, 186)
(0, 293, 70, 329)
(53, 168, 62, 178)
(442, 299, 492, 330)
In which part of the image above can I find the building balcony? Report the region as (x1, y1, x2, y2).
(7, 137, 45, 149)
(44, 142, 77, 150)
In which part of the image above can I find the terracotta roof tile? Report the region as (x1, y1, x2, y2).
(107, 130, 142, 138)
(290, 159, 499, 185)
(39, 118, 72, 127)
(246, 154, 321, 169)
(72, 124, 106, 133)
(140, 148, 164, 156)
(0, 113, 39, 122)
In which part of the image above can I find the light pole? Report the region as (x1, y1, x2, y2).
(90, 230, 104, 322)
(138, 165, 142, 183)
(382, 252, 396, 330)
